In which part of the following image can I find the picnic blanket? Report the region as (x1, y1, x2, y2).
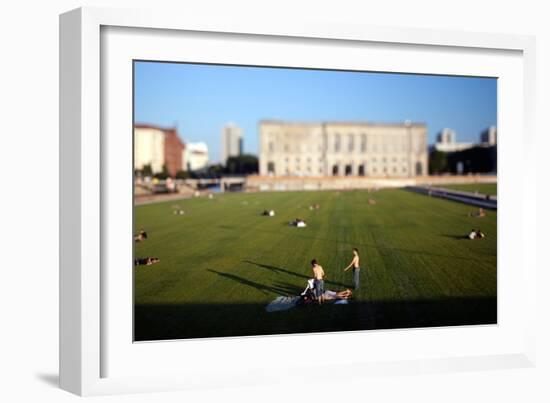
(265, 296, 301, 312)
(265, 293, 350, 312)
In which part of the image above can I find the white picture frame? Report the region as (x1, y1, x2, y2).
(59, 6, 537, 396)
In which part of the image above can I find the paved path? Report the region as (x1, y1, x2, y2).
(406, 185, 497, 210)
(134, 193, 195, 206)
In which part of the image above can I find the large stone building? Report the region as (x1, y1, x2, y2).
(134, 124, 185, 176)
(259, 120, 428, 177)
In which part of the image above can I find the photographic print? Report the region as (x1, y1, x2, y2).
(133, 61, 497, 341)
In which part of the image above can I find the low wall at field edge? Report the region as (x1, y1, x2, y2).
(245, 175, 497, 192)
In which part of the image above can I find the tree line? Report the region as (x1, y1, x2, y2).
(429, 146, 497, 175)
(135, 154, 259, 179)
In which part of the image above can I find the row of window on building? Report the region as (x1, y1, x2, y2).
(267, 138, 421, 154)
(267, 162, 423, 176)
(281, 156, 411, 164)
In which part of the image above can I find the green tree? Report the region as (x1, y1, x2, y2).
(154, 164, 169, 180)
(429, 150, 448, 174)
(224, 154, 258, 175)
(175, 170, 190, 179)
(141, 163, 153, 177)
(447, 146, 496, 174)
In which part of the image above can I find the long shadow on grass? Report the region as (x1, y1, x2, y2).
(243, 260, 350, 289)
(219, 225, 490, 263)
(208, 270, 300, 296)
(441, 234, 470, 240)
(134, 296, 497, 341)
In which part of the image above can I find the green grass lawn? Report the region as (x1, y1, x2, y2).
(439, 183, 497, 196)
(134, 189, 497, 341)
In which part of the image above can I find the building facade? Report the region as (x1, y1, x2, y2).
(259, 120, 428, 177)
(222, 123, 243, 164)
(163, 128, 185, 176)
(134, 125, 166, 174)
(134, 124, 185, 176)
(184, 142, 209, 171)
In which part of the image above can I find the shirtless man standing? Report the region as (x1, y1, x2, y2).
(311, 259, 325, 305)
(344, 248, 361, 290)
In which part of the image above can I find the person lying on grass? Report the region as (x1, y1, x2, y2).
(290, 218, 307, 227)
(300, 280, 352, 305)
(467, 229, 485, 240)
(134, 257, 160, 266)
(134, 229, 148, 242)
(468, 207, 486, 218)
(322, 289, 353, 300)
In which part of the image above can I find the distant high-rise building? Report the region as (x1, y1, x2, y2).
(480, 126, 497, 146)
(222, 123, 243, 164)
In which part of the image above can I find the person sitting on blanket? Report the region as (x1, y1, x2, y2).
(300, 279, 352, 302)
(299, 281, 317, 305)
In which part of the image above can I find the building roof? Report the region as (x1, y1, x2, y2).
(134, 123, 175, 131)
(187, 142, 208, 153)
(259, 119, 426, 128)
(134, 123, 186, 148)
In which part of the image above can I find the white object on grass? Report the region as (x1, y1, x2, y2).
(265, 296, 300, 312)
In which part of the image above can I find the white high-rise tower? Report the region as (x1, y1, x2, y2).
(222, 123, 243, 164)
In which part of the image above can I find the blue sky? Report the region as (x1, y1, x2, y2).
(134, 61, 497, 163)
